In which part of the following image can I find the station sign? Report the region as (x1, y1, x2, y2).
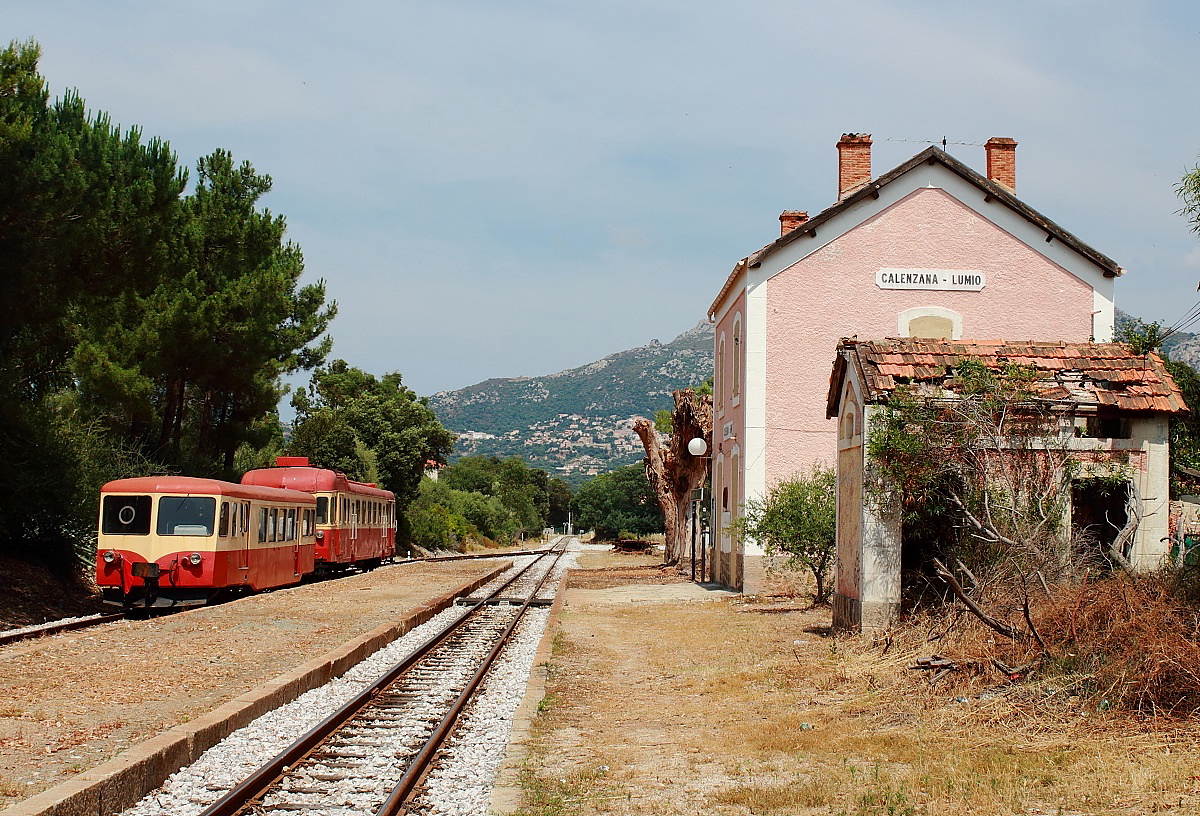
(876, 268, 985, 291)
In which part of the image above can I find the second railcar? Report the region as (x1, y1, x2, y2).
(96, 476, 317, 608)
(241, 457, 397, 573)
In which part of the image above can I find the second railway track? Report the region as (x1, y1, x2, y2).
(0, 546, 550, 649)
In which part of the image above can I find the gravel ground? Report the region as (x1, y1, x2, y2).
(0, 558, 507, 807)
(120, 603, 475, 816)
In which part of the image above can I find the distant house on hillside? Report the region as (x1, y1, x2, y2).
(707, 134, 1124, 592)
(827, 338, 1187, 632)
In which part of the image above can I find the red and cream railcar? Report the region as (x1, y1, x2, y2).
(241, 457, 396, 573)
(96, 476, 316, 608)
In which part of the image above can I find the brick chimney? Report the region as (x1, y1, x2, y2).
(779, 210, 809, 235)
(984, 137, 1017, 191)
(837, 133, 872, 200)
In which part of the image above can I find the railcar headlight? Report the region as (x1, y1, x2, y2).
(189, 552, 202, 565)
(103, 550, 116, 563)
(315, 531, 324, 540)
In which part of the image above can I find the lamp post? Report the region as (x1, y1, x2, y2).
(687, 437, 709, 583)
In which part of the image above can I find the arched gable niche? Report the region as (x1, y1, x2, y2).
(897, 306, 962, 340)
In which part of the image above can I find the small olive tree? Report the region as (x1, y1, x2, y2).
(733, 466, 836, 603)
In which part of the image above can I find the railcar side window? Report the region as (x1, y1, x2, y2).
(286, 509, 296, 541)
(258, 508, 268, 542)
(219, 502, 230, 537)
(269, 508, 278, 542)
(102, 495, 152, 535)
(316, 497, 329, 525)
(157, 497, 216, 536)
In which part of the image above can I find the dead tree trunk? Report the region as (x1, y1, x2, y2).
(633, 388, 713, 566)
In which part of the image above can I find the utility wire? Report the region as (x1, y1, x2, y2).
(1154, 298, 1200, 346)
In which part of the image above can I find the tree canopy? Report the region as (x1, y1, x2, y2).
(573, 464, 662, 541)
(403, 456, 571, 552)
(0, 39, 336, 569)
(290, 361, 455, 507)
(732, 466, 836, 604)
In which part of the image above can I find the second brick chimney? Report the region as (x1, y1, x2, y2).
(779, 210, 809, 236)
(984, 137, 1017, 191)
(837, 133, 872, 200)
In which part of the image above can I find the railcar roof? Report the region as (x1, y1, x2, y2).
(241, 466, 395, 500)
(101, 476, 315, 503)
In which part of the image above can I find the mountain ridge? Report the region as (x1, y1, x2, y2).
(429, 311, 1199, 485)
(427, 321, 713, 483)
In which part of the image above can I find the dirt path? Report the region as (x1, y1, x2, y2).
(501, 550, 1200, 816)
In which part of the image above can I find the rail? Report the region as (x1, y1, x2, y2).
(196, 541, 568, 816)
(0, 613, 126, 647)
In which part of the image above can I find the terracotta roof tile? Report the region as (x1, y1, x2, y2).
(833, 338, 1187, 416)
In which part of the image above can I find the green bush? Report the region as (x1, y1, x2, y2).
(732, 465, 836, 603)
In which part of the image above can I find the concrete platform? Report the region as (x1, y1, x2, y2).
(564, 581, 738, 605)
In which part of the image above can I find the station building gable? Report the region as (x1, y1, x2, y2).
(705, 134, 1124, 592)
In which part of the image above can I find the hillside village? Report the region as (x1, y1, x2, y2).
(429, 322, 713, 482)
(452, 414, 647, 481)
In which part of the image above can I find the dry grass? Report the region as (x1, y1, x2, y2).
(888, 570, 1200, 718)
(511, 562, 1200, 816)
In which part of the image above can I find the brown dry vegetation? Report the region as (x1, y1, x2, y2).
(511, 551, 1200, 816)
(899, 569, 1200, 718)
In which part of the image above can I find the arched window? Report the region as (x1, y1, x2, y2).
(732, 315, 742, 405)
(714, 455, 725, 511)
(730, 449, 740, 516)
(716, 333, 726, 414)
(839, 408, 857, 441)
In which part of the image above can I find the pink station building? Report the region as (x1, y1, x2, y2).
(706, 134, 1122, 592)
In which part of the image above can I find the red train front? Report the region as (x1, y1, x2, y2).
(241, 457, 397, 574)
(96, 476, 316, 608)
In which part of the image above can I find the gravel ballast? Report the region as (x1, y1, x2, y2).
(116, 548, 578, 816)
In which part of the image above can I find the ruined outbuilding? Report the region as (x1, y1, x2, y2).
(827, 338, 1188, 632)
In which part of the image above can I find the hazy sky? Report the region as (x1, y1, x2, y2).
(9, 1, 1200, 397)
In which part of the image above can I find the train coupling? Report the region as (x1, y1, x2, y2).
(130, 562, 161, 579)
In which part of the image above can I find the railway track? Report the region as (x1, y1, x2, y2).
(0, 612, 126, 647)
(0, 544, 554, 649)
(187, 542, 567, 816)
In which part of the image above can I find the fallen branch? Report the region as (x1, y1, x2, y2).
(1036, 570, 1051, 599)
(954, 558, 978, 588)
(1020, 576, 1049, 654)
(932, 557, 1026, 642)
(909, 654, 959, 685)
